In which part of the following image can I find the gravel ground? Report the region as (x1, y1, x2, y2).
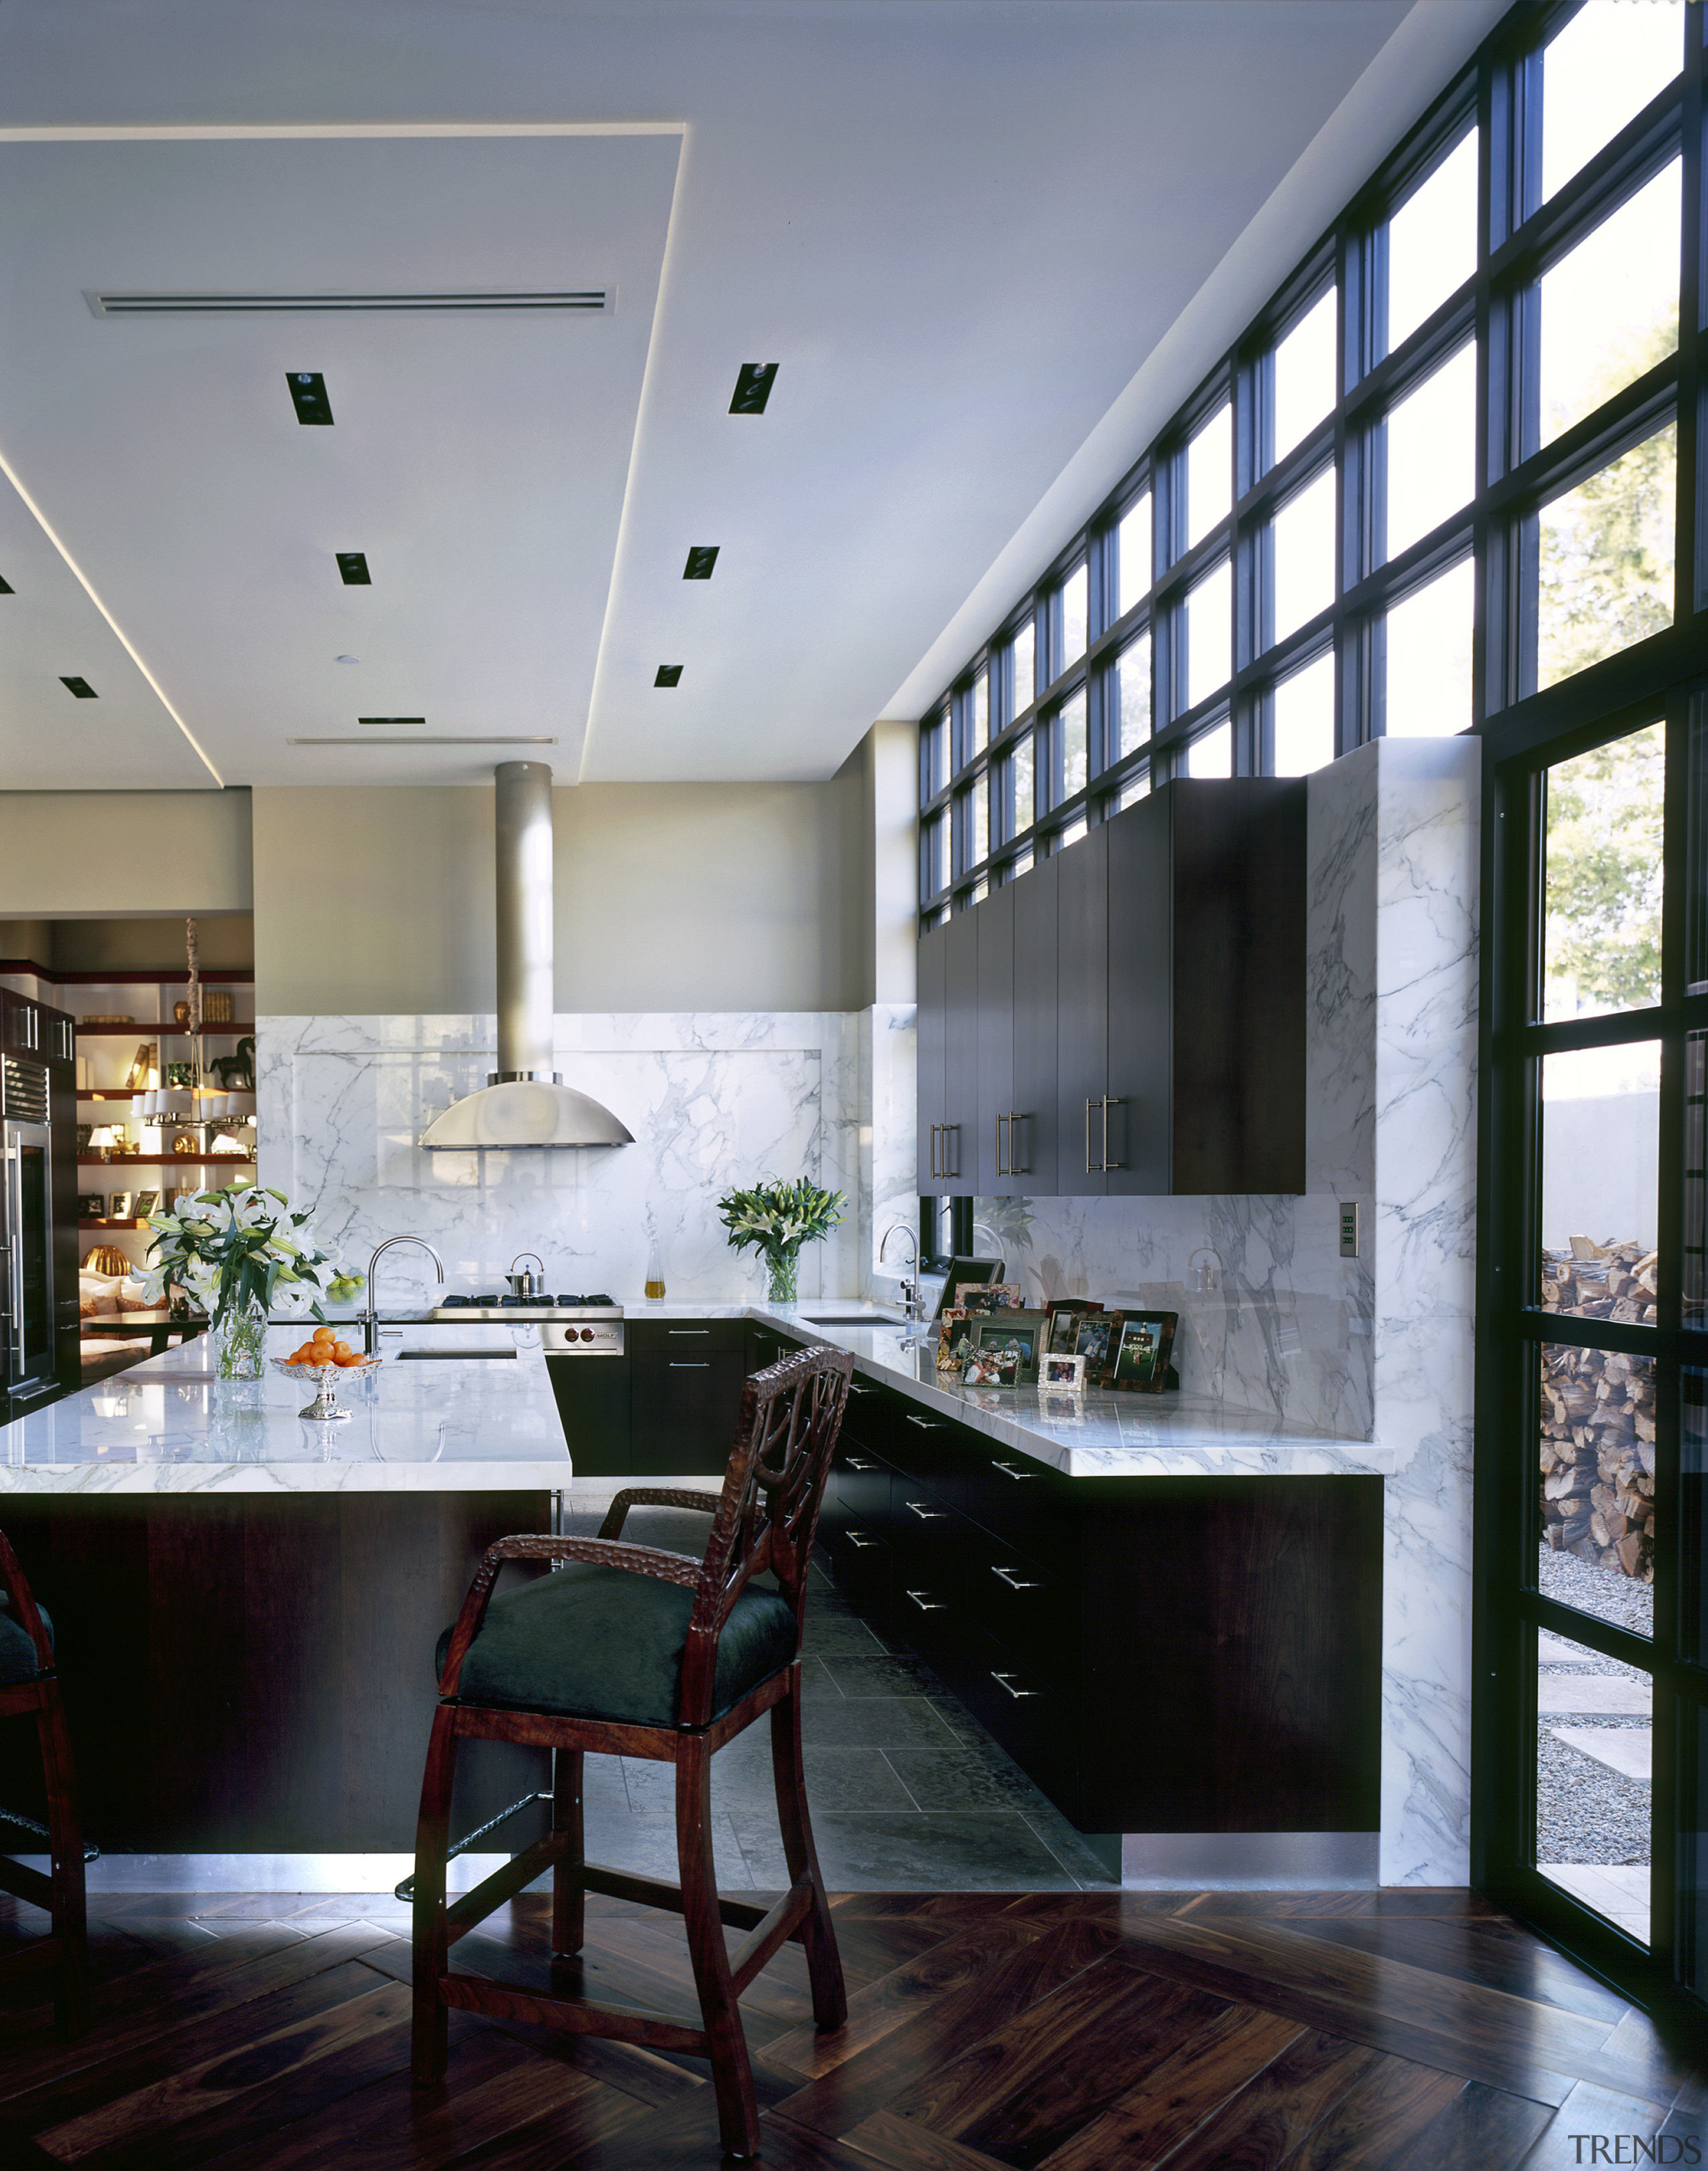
(1535, 1622, 1651, 1867)
(1537, 1543, 1653, 1638)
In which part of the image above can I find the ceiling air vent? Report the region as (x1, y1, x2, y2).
(87, 289, 610, 316)
(0, 575, 13, 594)
(358, 717, 425, 727)
(60, 676, 97, 699)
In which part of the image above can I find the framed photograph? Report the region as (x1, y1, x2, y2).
(133, 1190, 161, 1220)
(961, 1310, 1049, 1387)
(1040, 1353, 1087, 1392)
(75, 1124, 93, 1153)
(1073, 1312, 1116, 1372)
(1046, 1298, 1103, 1354)
(936, 1307, 977, 1374)
(1103, 1310, 1178, 1393)
(957, 1282, 1025, 1316)
(107, 1190, 133, 1222)
(77, 1193, 105, 1221)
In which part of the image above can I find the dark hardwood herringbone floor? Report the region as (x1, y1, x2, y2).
(0, 1886, 1701, 2169)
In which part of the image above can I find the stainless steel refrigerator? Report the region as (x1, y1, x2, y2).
(1, 990, 77, 1415)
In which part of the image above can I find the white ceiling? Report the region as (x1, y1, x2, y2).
(0, 0, 1509, 791)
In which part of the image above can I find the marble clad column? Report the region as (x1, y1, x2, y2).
(1369, 739, 1480, 1885)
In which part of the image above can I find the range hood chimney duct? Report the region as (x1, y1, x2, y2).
(418, 761, 633, 1150)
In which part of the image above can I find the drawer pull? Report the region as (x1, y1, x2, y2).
(669, 1362, 711, 1370)
(905, 1500, 947, 1521)
(905, 1414, 946, 1432)
(991, 1459, 1045, 1481)
(905, 1589, 947, 1612)
(991, 1671, 1041, 1700)
(847, 1384, 877, 1396)
(991, 1564, 1043, 1591)
(845, 1456, 881, 1471)
(845, 1530, 881, 1551)
(667, 1329, 711, 1336)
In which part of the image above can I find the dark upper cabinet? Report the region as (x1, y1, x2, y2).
(917, 909, 977, 1194)
(974, 884, 1014, 1194)
(1009, 857, 1059, 1196)
(915, 778, 1307, 1200)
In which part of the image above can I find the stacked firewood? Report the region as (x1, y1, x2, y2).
(1538, 1238, 1657, 1582)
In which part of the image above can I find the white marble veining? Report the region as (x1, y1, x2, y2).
(0, 1329, 570, 1493)
(258, 1011, 861, 1310)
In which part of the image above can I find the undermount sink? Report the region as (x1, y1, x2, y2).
(398, 1348, 518, 1360)
(799, 1308, 909, 1327)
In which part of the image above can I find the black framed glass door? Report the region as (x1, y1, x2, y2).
(1478, 683, 1708, 2013)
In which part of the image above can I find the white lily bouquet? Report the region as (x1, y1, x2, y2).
(143, 1184, 343, 1378)
(715, 1176, 845, 1305)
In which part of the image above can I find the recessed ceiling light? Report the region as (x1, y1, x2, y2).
(683, 546, 719, 580)
(60, 675, 97, 699)
(336, 552, 370, 585)
(357, 717, 425, 726)
(336, 655, 360, 665)
(287, 372, 333, 425)
(91, 288, 610, 316)
(730, 363, 778, 415)
(655, 665, 683, 687)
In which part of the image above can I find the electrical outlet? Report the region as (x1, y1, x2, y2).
(1339, 1202, 1360, 1258)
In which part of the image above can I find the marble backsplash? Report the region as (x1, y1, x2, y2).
(256, 1011, 867, 1308)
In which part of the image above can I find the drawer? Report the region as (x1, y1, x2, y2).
(882, 1404, 969, 1510)
(965, 1546, 1078, 1698)
(889, 1564, 967, 1678)
(888, 1473, 962, 1559)
(628, 1318, 747, 1356)
(835, 1444, 894, 1531)
(963, 1446, 1071, 1575)
(954, 1623, 1079, 1822)
(631, 1350, 746, 1474)
(821, 1520, 893, 1626)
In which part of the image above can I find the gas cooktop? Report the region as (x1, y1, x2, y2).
(429, 1294, 620, 1320)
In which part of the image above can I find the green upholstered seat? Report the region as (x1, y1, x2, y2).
(0, 1602, 52, 1688)
(436, 1564, 796, 1727)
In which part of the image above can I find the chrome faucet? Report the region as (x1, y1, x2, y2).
(364, 1236, 445, 1353)
(879, 1223, 924, 1323)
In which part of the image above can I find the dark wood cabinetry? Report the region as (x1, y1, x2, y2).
(818, 1378, 1380, 1841)
(919, 779, 1307, 1197)
(547, 1318, 805, 1480)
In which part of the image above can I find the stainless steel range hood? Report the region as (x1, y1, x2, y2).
(419, 762, 632, 1152)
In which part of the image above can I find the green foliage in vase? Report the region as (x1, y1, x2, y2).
(716, 1177, 846, 1273)
(141, 1182, 342, 1325)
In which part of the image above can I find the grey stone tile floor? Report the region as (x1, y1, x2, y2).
(562, 1503, 1116, 1893)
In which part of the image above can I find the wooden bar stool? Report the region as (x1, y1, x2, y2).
(0, 1528, 89, 2037)
(411, 1344, 855, 2160)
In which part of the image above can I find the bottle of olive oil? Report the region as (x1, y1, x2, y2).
(645, 1240, 665, 1302)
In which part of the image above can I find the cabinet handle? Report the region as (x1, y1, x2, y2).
(667, 1329, 711, 1337)
(905, 1500, 947, 1521)
(991, 1459, 1045, 1481)
(1084, 1098, 1094, 1175)
(905, 1414, 945, 1431)
(669, 1361, 711, 1369)
(1102, 1096, 1125, 1172)
(847, 1383, 877, 1396)
(845, 1530, 880, 1551)
(929, 1123, 941, 1180)
(991, 1563, 1043, 1590)
(1008, 1113, 1031, 1177)
(991, 1670, 1041, 1700)
(906, 1589, 948, 1612)
(995, 1112, 1007, 1178)
(845, 1456, 881, 1471)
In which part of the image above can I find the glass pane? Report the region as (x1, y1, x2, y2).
(1384, 557, 1473, 737)
(1543, 721, 1664, 1020)
(1541, 0, 1684, 207)
(1273, 651, 1336, 776)
(1007, 847, 1034, 883)
(1537, 424, 1677, 691)
(971, 671, 989, 757)
(1535, 1617, 1651, 1945)
(1541, 162, 1680, 450)
(969, 778, 989, 870)
(1387, 130, 1478, 354)
(1118, 494, 1152, 616)
(1540, 1043, 1660, 1321)
(1186, 721, 1232, 778)
(1387, 341, 1476, 561)
(1058, 689, 1088, 799)
(1009, 733, 1035, 835)
(1274, 286, 1336, 466)
(1118, 770, 1150, 810)
(1272, 464, 1336, 646)
(1115, 631, 1152, 757)
(923, 712, 948, 802)
(1186, 404, 1232, 550)
(1059, 564, 1088, 671)
(1011, 620, 1035, 720)
(1186, 560, 1232, 711)
(1053, 815, 1088, 854)
(923, 811, 947, 897)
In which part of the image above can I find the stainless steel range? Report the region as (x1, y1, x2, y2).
(430, 1294, 623, 1354)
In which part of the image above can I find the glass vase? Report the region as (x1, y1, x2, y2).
(214, 1292, 268, 1380)
(765, 1250, 799, 1305)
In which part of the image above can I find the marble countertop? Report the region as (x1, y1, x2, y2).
(0, 1325, 570, 1495)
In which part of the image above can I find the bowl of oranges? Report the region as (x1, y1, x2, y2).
(272, 1325, 381, 1420)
